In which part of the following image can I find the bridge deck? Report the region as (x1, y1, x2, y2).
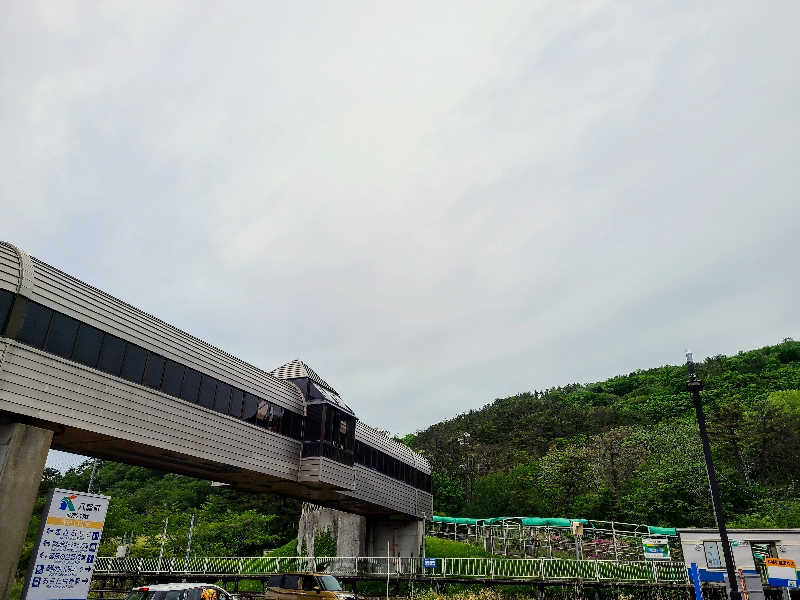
(0, 241, 432, 519)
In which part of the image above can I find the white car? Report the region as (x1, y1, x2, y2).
(126, 583, 237, 600)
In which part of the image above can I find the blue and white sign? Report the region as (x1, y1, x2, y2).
(23, 489, 110, 600)
(424, 558, 437, 568)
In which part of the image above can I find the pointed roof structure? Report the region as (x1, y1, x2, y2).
(271, 359, 338, 395)
(271, 359, 355, 415)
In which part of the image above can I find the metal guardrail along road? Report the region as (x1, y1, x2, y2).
(94, 556, 689, 583)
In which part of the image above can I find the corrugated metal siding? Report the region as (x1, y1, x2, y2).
(319, 458, 355, 490)
(298, 457, 321, 483)
(416, 490, 433, 518)
(350, 464, 419, 516)
(0, 341, 301, 479)
(356, 422, 423, 467)
(0, 243, 21, 292)
(414, 454, 431, 475)
(297, 458, 355, 490)
(0, 247, 304, 413)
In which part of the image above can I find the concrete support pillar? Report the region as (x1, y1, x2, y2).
(297, 503, 368, 556)
(0, 421, 53, 600)
(366, 518, 423, 557)
(297, 504, 423, 559)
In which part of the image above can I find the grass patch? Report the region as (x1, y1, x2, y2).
(266, 538, 298, 557)
(9, 578, 23, 600)
(424, 536, 495, 558)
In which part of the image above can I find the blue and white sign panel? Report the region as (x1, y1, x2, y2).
(424, 558, 437, 568)
(23, 488, 110, 600)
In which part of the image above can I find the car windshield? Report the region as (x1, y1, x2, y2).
(319, 575, 342, 591)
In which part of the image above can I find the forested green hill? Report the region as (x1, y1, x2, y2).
(403, 339, 800, 529)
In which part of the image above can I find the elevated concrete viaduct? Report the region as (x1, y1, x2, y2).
(0, 242, 431, 597)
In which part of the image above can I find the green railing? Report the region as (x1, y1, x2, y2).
(94, 556, 688, 583)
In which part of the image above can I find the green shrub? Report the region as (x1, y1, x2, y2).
(266, 538, 298, 557)
(313, 528, 337, 556)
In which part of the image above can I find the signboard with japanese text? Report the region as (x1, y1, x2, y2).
(424, 558, 437, 568)
(22, 488, 110, 600)
(642, 537, 671, 560)
(766, 557, 798, 588)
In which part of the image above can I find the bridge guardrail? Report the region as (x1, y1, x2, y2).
(94, 556, 688, 583)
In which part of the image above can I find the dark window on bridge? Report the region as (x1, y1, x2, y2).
(162, 360, 185, 396)
(98, 334, 126, 375)
(181, 368, 201, 403)
(143, 353, 165, 389)
(0, 292, 310, 445)
(72, 324, 103, 368)
(16, 301, 53, 349)
(229, 388, 244, 418)
(197, 374, 216, 408)
(287, 410, 303, 439)
(44, 313, 79, 359)
(214, 382, 231, 413)
(121, 343, 147, 383)
(282, 575, 299, 590)
(269, 403, 284, 433)
(354, 441, 431, 492)
(0, 289, 14, 334)
(306, 405, 323, 441)
(242, 392, 259, 421)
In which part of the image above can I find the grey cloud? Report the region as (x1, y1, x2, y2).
(1, 0, 796, 463)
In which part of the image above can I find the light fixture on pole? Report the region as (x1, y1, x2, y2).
(686, 350, 740, 600)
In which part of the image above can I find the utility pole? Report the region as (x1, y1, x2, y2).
(157, 517, 169, 572)
(184, 514, 195, 573)
(87, 459, 99, 493)
(686, 351, 740, 600)
(386, 539, 390, 600)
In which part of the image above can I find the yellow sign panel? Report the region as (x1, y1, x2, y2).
(766, 558, 796, 569)
(46, 515, 105, 529)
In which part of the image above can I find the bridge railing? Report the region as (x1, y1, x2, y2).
(94, 556, 688, 583)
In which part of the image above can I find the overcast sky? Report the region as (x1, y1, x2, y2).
(2, 1, 797, 470)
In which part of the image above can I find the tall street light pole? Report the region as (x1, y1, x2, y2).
(686, 351, 740, 600)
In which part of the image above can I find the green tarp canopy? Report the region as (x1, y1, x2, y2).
(648, 526, 677, 536)
(433, 515, 673, 534)
(520, 518, 588, 527)
(432, 516, 478, 525)
(478, 517, 591, 527)
(481, 517, 516, 525)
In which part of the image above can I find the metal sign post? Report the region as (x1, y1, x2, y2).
(22, 488, 110, 600)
